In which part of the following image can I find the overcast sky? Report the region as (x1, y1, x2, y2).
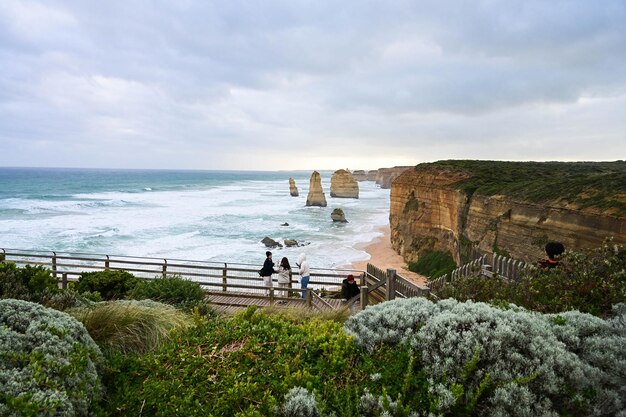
(1, 1, 625, 171)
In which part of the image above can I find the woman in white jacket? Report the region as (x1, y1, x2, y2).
(297, 253, 310, 299)
(276, 257, 291, 303)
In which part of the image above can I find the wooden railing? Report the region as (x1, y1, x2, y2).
(365, 263, 430, 305)
(0, 247, 359, 297)
(0, 248, 433, 311)
(428, 253, 530, 296)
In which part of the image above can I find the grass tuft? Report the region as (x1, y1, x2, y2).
(70, 299, 192, 355)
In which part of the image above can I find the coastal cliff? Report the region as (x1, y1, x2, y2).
(390, 161, 626, 265)
(376, 166, 412, 189)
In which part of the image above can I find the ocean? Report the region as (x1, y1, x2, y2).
(0, 167, 390, 269)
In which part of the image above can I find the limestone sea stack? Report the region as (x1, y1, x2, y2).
(305, 171, 327, 207)
(289, 178, 299, 196)
(331, 208, 348, 222)
(330, 169, 359, 198)
(352, 170, 367, 181)
(366, 170, 378, 181)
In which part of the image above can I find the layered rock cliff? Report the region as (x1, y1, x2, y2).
(330, 169, 359, 198)
(390, 161, 626, 265)
(306, 171, 327, 207)
(376, 166, 412, 189)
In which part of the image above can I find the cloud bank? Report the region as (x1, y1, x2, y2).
(1, 0, 625, 170)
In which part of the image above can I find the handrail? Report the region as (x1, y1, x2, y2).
(1, 248, 438, 312)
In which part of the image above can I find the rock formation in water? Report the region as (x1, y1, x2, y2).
(289, 178, 299, 197)
(376, 166, 412, 189)
(331, 208, 348, 223)
(366, 170, 378, 181)
(261, 236, 283, 248)
(305, 171, 327, 207)
(330, 169, 359, 198)
(389, 161, 626, 265)
(352, 170, 367, 181)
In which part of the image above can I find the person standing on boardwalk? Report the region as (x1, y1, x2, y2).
(259, 251, 277, 295)
(538, 241, 565, 269)
(276, 257, 291, 304)
(297, 253, 310, 299)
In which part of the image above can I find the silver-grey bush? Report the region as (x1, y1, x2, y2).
(0, 299, 103, 417)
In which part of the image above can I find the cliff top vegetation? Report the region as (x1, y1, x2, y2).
(417, 160, 626, 214)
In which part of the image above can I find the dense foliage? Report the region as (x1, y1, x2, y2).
(408, 250, 456, 278)
(422, 160, 626, 212)
(101, 307, 366, 416)
(73, 270, 139, 300)
(0, 262, 58, 303)
(128, 274, 213, 315)
(0, 299, 103, 417)
(438, 241, 626, 316)
(345, 298, 626, 417)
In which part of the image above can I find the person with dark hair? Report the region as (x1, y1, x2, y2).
(341, 274, 360, 300)
(276, 257, 291, 304)
(259, 251, 277, 294)
(538, 241, 565, 269)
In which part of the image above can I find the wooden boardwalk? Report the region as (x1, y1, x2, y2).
(207, 292, 348, 314)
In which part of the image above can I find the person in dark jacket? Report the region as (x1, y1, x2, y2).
(341, 274, 360, 300)
(259, 251, 277, 294)
(538, 241, 565, 269)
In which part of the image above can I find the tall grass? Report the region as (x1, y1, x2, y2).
(70, 300, 192, 355)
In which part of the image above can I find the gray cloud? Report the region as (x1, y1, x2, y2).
(0, 0, 625, 170)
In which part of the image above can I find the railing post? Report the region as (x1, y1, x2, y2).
(307, 289, 312, 308)
(222, 264, 228, 292)
(360, 285, 368, 309)
(386, 268, 396, 301)
(62, 273, 68, 290)
(162, 259, 167, 278)
(288, 271, 293, 294)
(105, 255, 110, 270)
(52, 251, 57, 279)
(270, 287, 274, 306)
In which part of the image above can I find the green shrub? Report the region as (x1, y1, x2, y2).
(73, 269, 139, 300)
(70, 300, 192, 355)
(128, 274, 212, 314)
(0, 262, 58, 303)
(439, 241, 626, 316)
(103, 307, 365, 416)
(344, 298, 626, 417)
(0, 299, 103, 417)
(408, 250, 456, 278)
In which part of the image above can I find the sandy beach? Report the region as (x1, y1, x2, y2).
(351, 225, 428, 286)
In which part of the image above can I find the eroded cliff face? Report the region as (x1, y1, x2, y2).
(376, 166, 412, 189)
(390, 166, 626, 265)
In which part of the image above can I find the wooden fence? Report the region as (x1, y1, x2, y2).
(0, 247, 435, 312)
(428, 253, 529, 295)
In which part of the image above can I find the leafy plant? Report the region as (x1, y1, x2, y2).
(0, 299, 103, 417)
(102, 307, 365, 416)
(0, 261, 58, 303)
(344, 297, 626, 417)
(408, 250, 456, 278)
(73, 269, 139, 300)
(439, 241, 626, 316)
(128, 274, 213, 315)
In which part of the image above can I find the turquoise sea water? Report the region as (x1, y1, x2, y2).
(0, 167, 390, 269)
